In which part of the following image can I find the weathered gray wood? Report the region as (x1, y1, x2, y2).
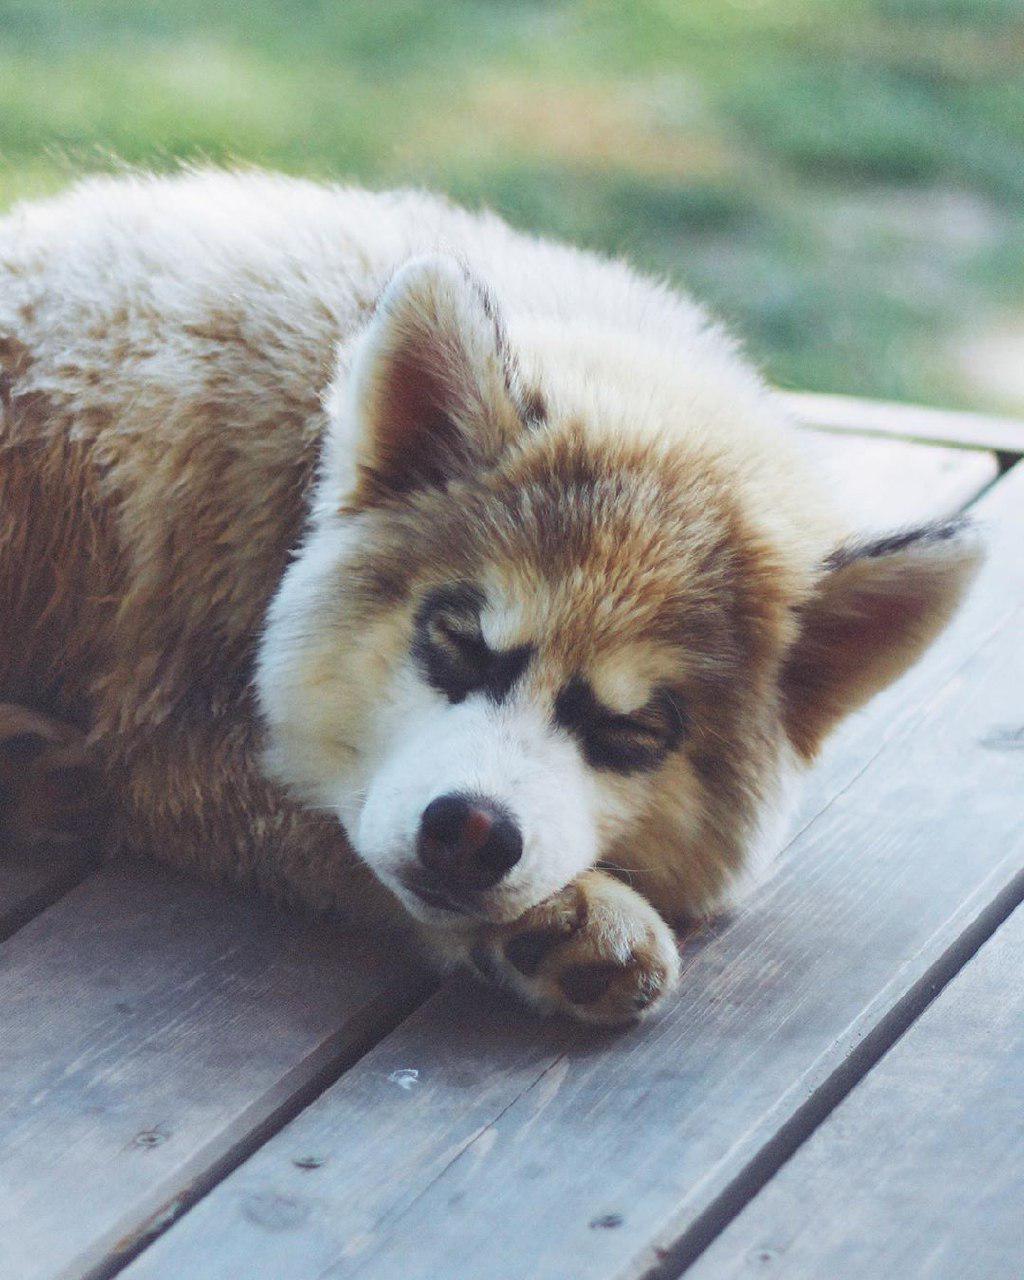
(687, 904, 1024, 1280)
(0, 841, 95, 940)
(801, 428, 996, 533)
(122, 462, 1024, 1280)
(0, 862, 428, 1280)
(784, 390, 1024, 454)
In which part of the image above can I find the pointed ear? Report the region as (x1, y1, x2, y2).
(345, 256, 530, 507)
(781, 520, 984, 760)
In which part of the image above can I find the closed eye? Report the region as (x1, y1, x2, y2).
(430, 610, 482, 649)
(554, 678, 687, 774)
(413, 584, 532, 704)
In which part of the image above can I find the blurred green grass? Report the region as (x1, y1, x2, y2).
(1, 0, 1022, 410)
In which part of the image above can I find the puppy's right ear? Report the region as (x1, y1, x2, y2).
(780, 520, 983, 760)
(340, 256, 528, 509)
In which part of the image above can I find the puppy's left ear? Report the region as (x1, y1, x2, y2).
(341, 255, 529, 508)
(781, 520, 984, 760)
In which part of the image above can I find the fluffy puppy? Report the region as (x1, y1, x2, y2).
(0, 172, 981, 1023)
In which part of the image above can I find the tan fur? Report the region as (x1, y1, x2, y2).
(0, 171, 981, 1023)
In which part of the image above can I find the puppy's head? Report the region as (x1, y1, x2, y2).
(257, 257, 982, 925)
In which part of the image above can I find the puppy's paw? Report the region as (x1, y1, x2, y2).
(472, 870, 681, 1026)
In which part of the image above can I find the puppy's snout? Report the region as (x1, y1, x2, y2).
(417, 793, 523, 891)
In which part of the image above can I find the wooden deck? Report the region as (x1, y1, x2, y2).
(2, 395, 1023, 1280)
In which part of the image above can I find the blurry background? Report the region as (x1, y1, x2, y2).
(1, 0, 1021, 412)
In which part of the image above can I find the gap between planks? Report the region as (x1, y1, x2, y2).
(0, 864, 433, 1280)
(641, 864, 1024, 1280)
(783, 390, 1024, 455)
(683, 900, 1024, 1280)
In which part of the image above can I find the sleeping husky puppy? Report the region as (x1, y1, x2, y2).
(0, 171, 980, 1023)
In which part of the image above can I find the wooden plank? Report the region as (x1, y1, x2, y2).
(121, 462, 1024, 1280)
(784, 390, 1024, 455)
(0, 841, 95, 940)
(800, 428, 997, 534)
(686, 904, 1024, 1280)
(0, 862, 429, 1280)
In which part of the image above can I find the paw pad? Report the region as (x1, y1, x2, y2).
(506, 925, 572, 977)
(477, 873, 681, 1026)
(558, 961, 622, 1006)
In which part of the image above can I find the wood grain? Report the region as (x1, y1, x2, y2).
(0, 862, 428, 1280)
(784, 390, 1024, 455)
(121, 463, 1024, 1280)
(687, 903, 1024, 1280)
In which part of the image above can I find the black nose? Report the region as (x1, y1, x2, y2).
(417, 794, 523, 892)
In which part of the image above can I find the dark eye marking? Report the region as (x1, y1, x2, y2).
(553, 676, 687, 775)
(413, 584, 533, 704)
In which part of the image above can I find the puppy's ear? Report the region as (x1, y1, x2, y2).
(345, 256, 527, 507)
(781, 520, 984, 760)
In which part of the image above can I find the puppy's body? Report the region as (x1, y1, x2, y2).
(0, 172, 979, 1021)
